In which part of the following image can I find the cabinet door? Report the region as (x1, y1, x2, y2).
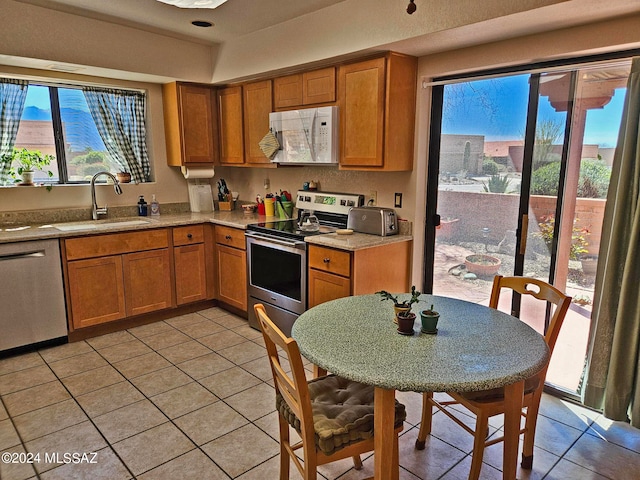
(303, 67, 336, 105)
(67, 255, 126, 329)
(123, 249, 173, 317)
(308, 269, 351, 308)
(174, 244, 207, 305)
(243, 80, 273, 165)
(164, 83, 217, 166)
(274, 74, 303, 109)
(338, 57, 386, 168)
(218, 86, 245, 164)
(216, 244, 247, 311)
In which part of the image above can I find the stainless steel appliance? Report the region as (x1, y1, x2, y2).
(347, 206, 399, 236)
(0, 239, 67, 354)
(269, 106, 339, 164)
(246, 190, 364, 335)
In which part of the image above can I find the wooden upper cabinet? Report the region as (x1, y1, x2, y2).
(217, 86, 245, 165)
(243, 80, 273, 165)
(338, 53, 417, 171)
(274, 74, 303, 109)
(303, 67, 336, 105)
(163, 82, 217, 166)
(274, 67, 336, 109)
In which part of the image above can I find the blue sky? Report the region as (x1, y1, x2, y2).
(442, 74, 626, 148)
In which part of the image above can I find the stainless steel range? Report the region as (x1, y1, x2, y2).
(246, 191, 364, 335)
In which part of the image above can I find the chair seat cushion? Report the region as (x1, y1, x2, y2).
(460, 376, 541, 403)
(276, 374, 406, 455)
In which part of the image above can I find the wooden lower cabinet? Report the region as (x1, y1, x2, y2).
(123, 249, 172, 316)
(174, 243, 207, 305)
(308, 241, 412, 308)
(216, 243, 247, 311)
(308, 268, 351, 307)
(67, 255, 126, 329)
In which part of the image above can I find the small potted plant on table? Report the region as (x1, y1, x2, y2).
(420, 304, 440, 334)
(377, 286, 421, 334)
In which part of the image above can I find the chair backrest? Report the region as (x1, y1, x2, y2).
(254, 304, 314, 436)
(489, 275, 571, 353)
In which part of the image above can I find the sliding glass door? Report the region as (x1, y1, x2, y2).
(424, 60, 630, 397)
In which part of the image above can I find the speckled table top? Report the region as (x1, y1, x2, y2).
(291, 294, 550, 393)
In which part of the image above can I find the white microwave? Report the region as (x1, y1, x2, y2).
(269, 106, 338, 164)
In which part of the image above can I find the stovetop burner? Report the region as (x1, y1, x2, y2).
(246, 191, 364, 241)
(246, 219, 337, 241)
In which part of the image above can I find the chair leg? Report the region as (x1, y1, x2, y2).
(468, 411, 488, 480)
(278, 416, 290, 480)
(521, 393, 542, 469)
(393, 431, 400, 480)
(416, 392, 434, 450)
(352, 455, 363, 470)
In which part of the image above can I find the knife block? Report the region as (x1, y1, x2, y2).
(217, 200, 234, 211)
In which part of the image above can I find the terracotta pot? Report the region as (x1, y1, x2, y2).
(396, 312, 416, 335)
(393, 305, 411, 324)
(465, 254, 501, 276)
(116, 172, 131, 183)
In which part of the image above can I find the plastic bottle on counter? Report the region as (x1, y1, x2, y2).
(137, 196, 148, 216)
(150, 194, 160, 216)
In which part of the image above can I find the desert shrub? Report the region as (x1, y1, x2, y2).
(482, 158, 499, 175)
(578, 159, 610, 198)
(530, 159, 611, 198)
(530, 161, 561, 196)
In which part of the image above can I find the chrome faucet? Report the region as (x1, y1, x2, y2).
(91, 171, 123, 220)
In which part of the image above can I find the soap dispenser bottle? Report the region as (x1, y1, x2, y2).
(150, 194, 160, 216)
(137, 195, 148, 216)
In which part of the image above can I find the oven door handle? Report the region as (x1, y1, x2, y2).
(245, 231, 306, 249)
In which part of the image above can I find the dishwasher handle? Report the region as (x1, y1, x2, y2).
(0, 250, 46, 262)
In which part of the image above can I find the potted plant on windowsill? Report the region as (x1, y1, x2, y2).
(2, 148, 54, 186)
(377, 286, 421, 332)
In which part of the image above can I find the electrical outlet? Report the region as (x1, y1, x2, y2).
(368, 190, 377, 206)
(394, 193, 403, 208)
(263, 178, 270, 190)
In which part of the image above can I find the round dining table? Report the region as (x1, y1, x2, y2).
(292, 293, 550, 480)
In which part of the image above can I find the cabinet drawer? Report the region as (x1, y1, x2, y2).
(309, 245, 350, 277)
(215, 225, 246, 250)
(64, 229, 169, 261)
(173, 225, 204, 246)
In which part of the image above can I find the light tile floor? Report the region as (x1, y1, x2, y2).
(1, 307, 640, 479)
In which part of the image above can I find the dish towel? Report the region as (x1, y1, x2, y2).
(259, 130, 280, 159)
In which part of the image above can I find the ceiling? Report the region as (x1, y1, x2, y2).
(16, 0, 348, 44)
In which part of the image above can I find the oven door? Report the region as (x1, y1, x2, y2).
(246, 231, 307, 317)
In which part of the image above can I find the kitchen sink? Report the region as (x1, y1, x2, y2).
(53, 219, 152, 231)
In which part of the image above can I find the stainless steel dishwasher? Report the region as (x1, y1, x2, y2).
(0, 239, 67, 353)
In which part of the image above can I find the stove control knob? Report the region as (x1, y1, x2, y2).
(347, 200, 355, 206)
(340, 199, 346, 206)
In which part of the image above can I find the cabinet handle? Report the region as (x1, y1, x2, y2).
(187, 233, 193, 239)
(225, 235, 232, 240)
(323, 258, 330, 263)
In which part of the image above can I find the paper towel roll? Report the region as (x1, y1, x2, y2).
(181, 166, 215, 179)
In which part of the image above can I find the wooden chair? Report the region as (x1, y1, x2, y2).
(415, 276, 571, 480)
(254, 303, 406, 480)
